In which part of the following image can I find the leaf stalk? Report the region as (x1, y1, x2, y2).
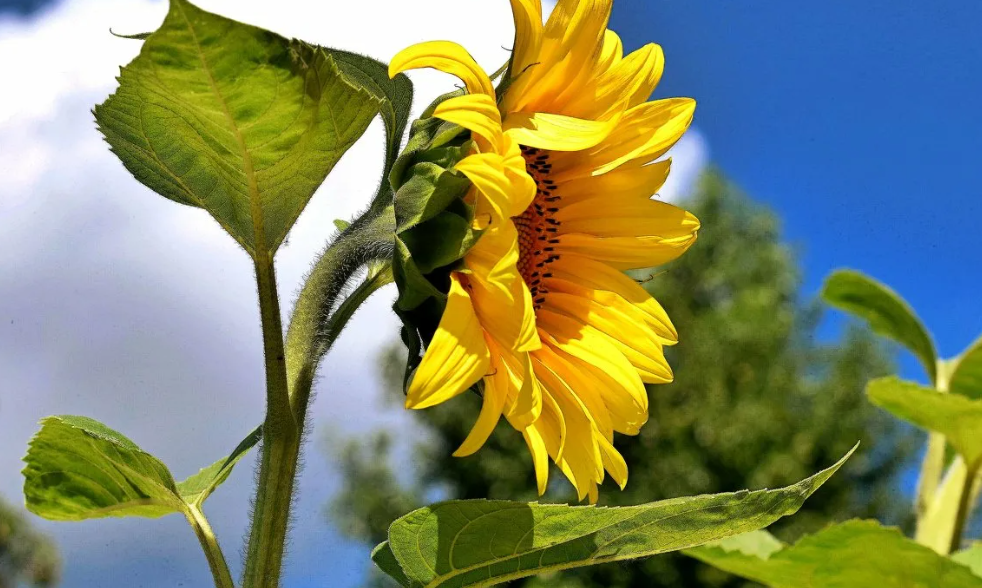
(185, 506, 235, 588)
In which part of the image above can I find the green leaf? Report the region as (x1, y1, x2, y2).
(954, 542, 982, 577)
(372, 542, 411, 587)
(687, 520, 982, 587)
(821, 269, 936, 382)
(376, 446, 855, 587)
(177, 426, 262, 507)
(94, 0, 380, 257)
(868, 376, 982, 466)
(23, 416, 185, 521)
(324, 49, 412, 213)
(950, 336, 982, 400)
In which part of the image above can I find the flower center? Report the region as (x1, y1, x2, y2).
(514, 146, 562, 311)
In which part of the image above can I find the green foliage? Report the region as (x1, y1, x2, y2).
(950, 337, 982, 400)
(868, 377, 982, 467)
(954, 543, 982, 577)
(177, 426, 262, 507)
(0, 497, 60, 587)
(22, 416, 254, 521)
(330, 170, 917, 587)
(821, 269, 937, 383)
(376, 449, 852, 587)
(687, 520, 982, 587)
(93, 0, 380, 257)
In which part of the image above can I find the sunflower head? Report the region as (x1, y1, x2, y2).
(388, 0, 699, 502)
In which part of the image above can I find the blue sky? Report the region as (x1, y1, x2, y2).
(0, 0, 979, 587)
(614, 0, 982, 372)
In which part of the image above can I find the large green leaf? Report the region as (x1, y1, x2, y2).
(687, 520, 982, 587)
(23, 416, 258, 521)
(376, 446, 855, 587)
(950, 336, 982, 400)
(94, 0, 380, 256)
(176, 425, 262, 507)
(821, 269, 936, 382)
(23, 416, 184, 520)
(868, 376, 982, 466)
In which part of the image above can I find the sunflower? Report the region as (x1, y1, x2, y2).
(390, 0, 699, 502)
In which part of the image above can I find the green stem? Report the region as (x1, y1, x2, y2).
(285, 207, 395, 424)
(949, 462, 979, 554)
(243, 254, 299, 588)
(916, 433, 947, 521)
(915, 359, 950, 529)
(185, 506, 235, 588)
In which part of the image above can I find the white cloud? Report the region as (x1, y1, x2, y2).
(0, 0, 705, 585)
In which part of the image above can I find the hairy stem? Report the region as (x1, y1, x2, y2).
(243, 254, 299, 588)
(186, 506, 235, 588)
(285, 207, 396, 425)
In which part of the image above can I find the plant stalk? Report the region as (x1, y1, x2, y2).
(186, 506, 235, 588)
(949, 461, 979, 554)
(243, 254, 299, 588)
(914, 360, 950, 528)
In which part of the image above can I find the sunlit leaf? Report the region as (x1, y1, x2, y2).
(950, 336, 982, 400)
(23, 416, 185, 520)
(371, 542, 410, 587)
(821, 269, 936, 382)
(376, 446, 855, 587)
(94, 0, 380, 257)
(23, 416, 261, 522)
(687, 520, 982, 587)
(177, 426, 262, 507)
(868, 376, 982, 466)
(954, 542, 982, 577)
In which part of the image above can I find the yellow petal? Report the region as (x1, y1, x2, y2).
(549, 98, 695, 180)
(501, 350, 544, 427)
(454, 341, 510, 457)
(560, 43, 665, 120)
(541, 291, 673, 383)
(509, 0, 544, 77)
(504, 111, 619, 152)
(549, 253, 678, 342)
(545, 343, 647, 436)
(521, 426, 550, 495)
(455, 154, 511, 224)
(598, 435, 628, 489)
(587, 484, 599, 504)
(406, 274, 490, 409)
(537, 309, 649, 426)
(554, 160, 671, 206)
(556, 198, 701, 239)
(545, 0, 612, 66)
(389, 40, 495, 97)
(534, 345, 614, 438)
(434, 94, 503, 151)
(466, 223, 541, 352)
(556, 232, 698, 270)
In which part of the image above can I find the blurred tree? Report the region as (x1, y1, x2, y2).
(0, 497, 59, 588)
(328, 169, 919, 587)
